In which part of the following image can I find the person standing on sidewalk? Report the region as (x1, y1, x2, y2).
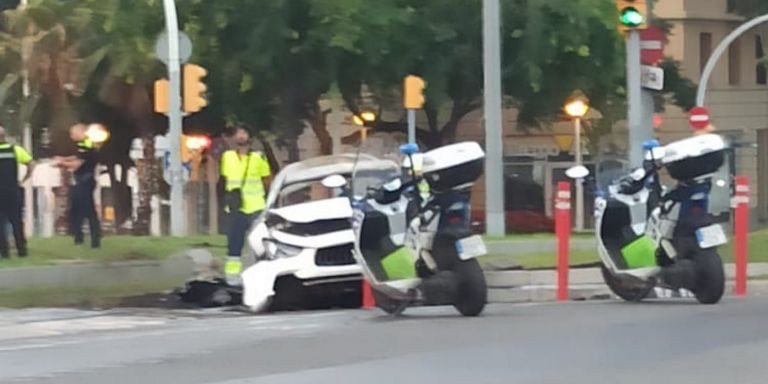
(0, 126, 34, 259)
(53, 124, 101, 248)
(220, 127, 271, 285)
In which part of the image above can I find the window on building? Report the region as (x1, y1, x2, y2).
(729, 38, 741, 85)
(700, 33, 713, 75)
(726, 0, 736, 13)
(757, 35, 767, 85)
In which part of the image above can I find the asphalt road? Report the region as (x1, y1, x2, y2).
(2, 297, 768, 384)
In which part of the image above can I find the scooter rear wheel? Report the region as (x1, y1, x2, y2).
(452, 259, 487, 316)
(692, 249, 725, 305)
(601, 265, 654, 302)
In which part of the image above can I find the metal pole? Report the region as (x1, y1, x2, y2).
(574, 117, 584, 232)
(407, 109, 415, 144)
(626, 31, 643, 168)
(697, 13, 768, 106)
(20, 0, 33, 236)
(162, 0, 185, 236)
(483, 0, 505, 236)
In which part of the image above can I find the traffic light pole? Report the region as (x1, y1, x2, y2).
(626, 30, 645, 168)
(482, 0, 505, 236)
(407, 109, 416, 144)
(162, 0, 185, 236)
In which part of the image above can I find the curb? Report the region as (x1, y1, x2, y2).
(486, 264, 768, 303)
(0, 253, 197, 292)
(488, 281, 768, 303)
(1, 252, 766, 305)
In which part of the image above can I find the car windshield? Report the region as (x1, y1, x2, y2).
(276, 169, 399, 208)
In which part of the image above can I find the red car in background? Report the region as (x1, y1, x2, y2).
(470, 209, 554, 234)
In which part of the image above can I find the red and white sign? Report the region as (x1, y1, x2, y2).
(640, 26, 666, 65)
(688, 106, 710, 130)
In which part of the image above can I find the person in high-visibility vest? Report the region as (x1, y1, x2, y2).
(0, 126, 34, 259)
(220, 127, 271, 285)
(402, 154, 430, 199)
(53, 124, 101, 248)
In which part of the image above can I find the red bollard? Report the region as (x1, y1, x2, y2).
(555, 182, 572, 301)
(361, 278, 376, 309)
(733, 176, 750, 297)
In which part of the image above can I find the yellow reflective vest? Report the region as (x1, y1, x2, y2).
(220, 150, 271, 214)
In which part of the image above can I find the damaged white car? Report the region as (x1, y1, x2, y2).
(241, 154, 401, 312)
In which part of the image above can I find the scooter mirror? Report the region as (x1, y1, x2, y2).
(321, 174, 347, 189)
(565, 165, 590, 179)
(399, 143, 420, 155)
(642, 139, 661, 150)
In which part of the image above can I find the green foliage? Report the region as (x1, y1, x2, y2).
(728, 0, 768, 16)
(0, 0, 700, 155)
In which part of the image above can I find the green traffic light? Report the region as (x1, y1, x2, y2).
(620, 7, 644, 27)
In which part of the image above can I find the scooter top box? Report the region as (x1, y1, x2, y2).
(661, 133, 727, 181)
(422, 142, 485, 192)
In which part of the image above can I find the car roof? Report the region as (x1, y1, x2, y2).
(279, 154, 399, 185)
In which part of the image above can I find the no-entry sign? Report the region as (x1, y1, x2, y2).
(688, 106, 710, 130)
(640, 26, 666, 65)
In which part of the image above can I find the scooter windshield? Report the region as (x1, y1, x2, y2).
(350, 151, 421, 288)
(595, 158, 630, 194)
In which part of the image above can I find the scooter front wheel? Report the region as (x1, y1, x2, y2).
(601, 265, 654, 302)
(452, 259, 487, 316)
(372, 290, 409, 315)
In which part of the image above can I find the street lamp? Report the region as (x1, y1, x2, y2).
(564, 96, 589, 232)
(352, 111, 376, 126)
(353, 111, 376, 142)
(85, 123, 110, 145)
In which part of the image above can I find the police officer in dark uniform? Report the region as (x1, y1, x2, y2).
(0, 126, 34, 259)
(54, 124, 101, 248)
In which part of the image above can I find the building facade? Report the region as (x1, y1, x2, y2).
(656, 0, 768, 221)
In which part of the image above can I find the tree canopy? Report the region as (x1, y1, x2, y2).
(0, 0, 702, 154)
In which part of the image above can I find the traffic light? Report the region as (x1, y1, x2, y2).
(183, 64, 208, 113)
(180, 135, 191, 163)
(154, 79, 169, 114)
(403, 75, 426, 109)
(616, 0, 648, 32)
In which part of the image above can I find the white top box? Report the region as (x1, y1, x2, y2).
(422, 142, 485, 174)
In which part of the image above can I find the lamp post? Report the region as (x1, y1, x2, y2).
(564, 96, 589, 232)
(20, 0, 33, 236)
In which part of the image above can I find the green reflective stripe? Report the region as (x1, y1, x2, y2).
(78, 139, 94, 149)
(225, 259, 243, 275)
(381, 247, 417, 280)
(621, 236, 657, 269)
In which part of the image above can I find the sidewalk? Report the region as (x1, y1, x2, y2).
(485, 238, 595, 255)
(1, 247, 766, 306)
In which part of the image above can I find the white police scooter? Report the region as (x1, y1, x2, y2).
(349, 142, 488, 316)
(567, 134, 729, 304)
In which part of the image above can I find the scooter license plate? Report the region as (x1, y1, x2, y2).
(456, 235, 487, 260)
(696, 224, 727, 249)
